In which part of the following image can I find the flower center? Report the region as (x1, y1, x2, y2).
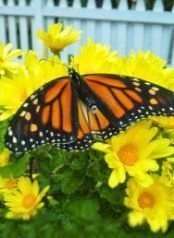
(5, 179, 16, 190)
(23, 194, 36, 209)
(138, 191, 155, 209)
(118, 144, 138, 166)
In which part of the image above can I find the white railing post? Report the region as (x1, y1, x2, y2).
(132, 0, 145, 52)
(70, 0, 82, 56)
(0, 0, 6, 44)
(86, 0, 96, 42)
(19, 0, 29, 52)
(151, 0, 163, 55)
(116, 0, 128, 55)
(170, 4, 174, 66)
(59, 0, 70, 62)
(7, 0, 17, 48)
(45, 0, 55, 29)
(45, 0, 55, 57)
(30, 0, 44, 57)
(0, 0, 174, 65)
(101, 0, 112, 45)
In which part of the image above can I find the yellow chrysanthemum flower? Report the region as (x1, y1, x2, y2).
(0, 176, 17, 195)
(0, 51, 67, 120)
(150, 116, 174, 144)
(92, 121, 174, 188)
(160, 159, 174, 186)
(24, 50, 67, 90)
(0, 148, 10, 167)
(113, 51, 174, 90)
(72, 39, 118, 74)
(151, 116, 174, 129)
(0, 42, 23, 75)
(4, 177, 49, 220)
(124, 176, 174, 233)
(37, 23, 81, 54)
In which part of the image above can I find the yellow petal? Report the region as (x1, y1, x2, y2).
(32, 180, 39, 196)
(38, 186, 49, 201)
(105, 153, 119, 169)
(108, 169, 126, 188)
(135, 173, 154, 187)
(0, 110, 16, 121)
(92, 142, 111, 153)
(0, 148, 10, 167)
(5, 49, 23, 61)
(140, 139, 172, 159)
(128, 211, 144, 227)
(3, 43, 12, 56)
(136, 159, 159, 172)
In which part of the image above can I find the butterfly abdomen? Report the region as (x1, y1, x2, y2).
(70, 69, 98, 111)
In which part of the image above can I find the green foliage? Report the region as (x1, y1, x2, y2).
(0, 154, 29, 177)
(1, 121, 174, 238)
(0, 121, 8, 151)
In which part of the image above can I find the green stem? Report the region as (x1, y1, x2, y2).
(29, 157, 37, 180)
(42, 46, 48, 59)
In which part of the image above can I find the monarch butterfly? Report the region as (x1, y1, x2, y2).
(5, 68, 174, 153)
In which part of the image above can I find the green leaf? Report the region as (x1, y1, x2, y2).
(66, 197, 100, 221)
(99, 184, 124, 205)
(68, 155, 87, 171)
(59, 170, 84, 194)
(0, 154, 30, 177)
(0, 121, 8, 151)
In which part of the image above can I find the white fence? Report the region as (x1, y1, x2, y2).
(0, 0, 174, 65)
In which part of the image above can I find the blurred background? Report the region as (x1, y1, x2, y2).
(0, 0, 174, 64)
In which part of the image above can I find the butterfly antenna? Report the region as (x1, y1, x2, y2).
(39, 58, 68, 69)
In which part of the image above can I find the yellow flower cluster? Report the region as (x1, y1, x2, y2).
(0, 175, 49, 220)
(4, 177, 49, 220)
(0, 42, 22, 76)
(113, 51, 174, 90)
(0, 23, 79, 220)
(93, 121, 174, 232)
(0, 150, 49, 220)
(72, 39, 118, 74)
(93, 121, 174, 188)
(124, 171, 174, 233)
(0, 22, 174, 232)
(0, 51, 67, 120)
(37, 23, 81, 54)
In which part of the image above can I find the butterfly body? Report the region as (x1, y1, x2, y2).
(69, 68, 98, 111)
(5, 69, 174, 153)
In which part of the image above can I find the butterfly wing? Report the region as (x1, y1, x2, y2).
(81, 74, 174, 139)
(6, 72, 174, 153)
(56, 99, 111, 150)
(57, 73, 165, 151)
(5, 77, 78, 153)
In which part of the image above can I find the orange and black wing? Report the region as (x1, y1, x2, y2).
(6, 72, 174, 153)
(57, 73, 174, 151)
(57, 99, 111, 150)
(81, 73, 174, 137)
(5, 77, 78, 153)
(58, 73, 170, 151)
